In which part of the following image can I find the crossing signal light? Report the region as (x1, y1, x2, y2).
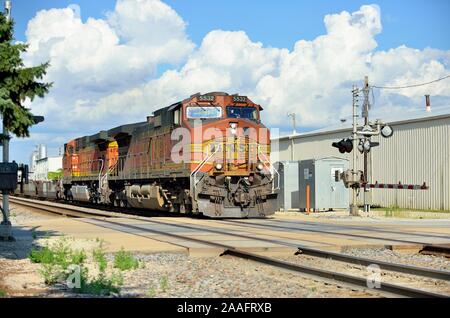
(357, 139, 380, 153)
(332, 138, 353, 153)
(381, 125, 394, 138)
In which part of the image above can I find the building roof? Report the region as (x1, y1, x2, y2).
(35, 156, 63, 163)
(273, 106, 450, 141)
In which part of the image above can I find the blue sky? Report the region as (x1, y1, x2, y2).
(11, 0, 450, 51)
(4, 0, 450, 164)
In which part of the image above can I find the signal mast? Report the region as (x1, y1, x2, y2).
(332, 77, 427, 216)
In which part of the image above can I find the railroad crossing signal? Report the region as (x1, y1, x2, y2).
(332, 124, 394, 154)
(332, 138, 353, 153)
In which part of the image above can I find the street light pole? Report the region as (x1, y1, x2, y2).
(362, 76, 371, 213)
(287, 113, 297, 161)
(1, 0, 12, 240)
(350, 85, 359, 216)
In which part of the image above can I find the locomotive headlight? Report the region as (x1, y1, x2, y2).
(229, 122, 238, 135)
(215, 163, 223, 171)
(256, 162, 264, 171)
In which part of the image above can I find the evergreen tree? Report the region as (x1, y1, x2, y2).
(0, 11, 51, 139)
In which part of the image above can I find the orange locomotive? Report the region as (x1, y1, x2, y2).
(62, 92, 278, 218)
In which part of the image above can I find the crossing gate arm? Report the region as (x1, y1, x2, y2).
(360, 182, 429, 190)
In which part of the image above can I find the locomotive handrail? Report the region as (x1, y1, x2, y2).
(257, 146, 280, 191)
(190, 146, 220, 197)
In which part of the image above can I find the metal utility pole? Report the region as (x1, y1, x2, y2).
(362, 76, 371, 213)
(287, 112, 297, 161)
(350, 85, 359, 216)
(1, 0, 12, 240)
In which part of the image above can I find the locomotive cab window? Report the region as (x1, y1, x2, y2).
(186, 106, 222, 119)
(173, 108, 181, 125)
(227, 106, 258, 120)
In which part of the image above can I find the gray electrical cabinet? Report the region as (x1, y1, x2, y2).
(274, 161, 300, 211)
(299, 157, 349, 211)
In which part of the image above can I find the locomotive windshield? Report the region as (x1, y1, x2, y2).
(226, 106, 258, 120)
(186, 106, 222, 119)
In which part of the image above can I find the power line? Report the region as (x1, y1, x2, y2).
(372, 74, 450, 90)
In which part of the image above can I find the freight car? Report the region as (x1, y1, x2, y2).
(19, 92, 278, 218)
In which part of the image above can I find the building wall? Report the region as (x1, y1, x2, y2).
(272, 115, 450, 211)
(33, 156, 63, 181)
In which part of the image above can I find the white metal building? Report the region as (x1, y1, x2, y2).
(33, 156, 62, 181)
(271, 108, 450, 211)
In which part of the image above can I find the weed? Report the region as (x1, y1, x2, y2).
(93, 246, 108, 273)
(30, 238, 123, 296)
(70, 249, 87, 265)
(39, 263, 60, 285)
(113, 248, 139, 271)
(74, 267, 123, 296)
(146, 285, 156, 298)
(29, 246, 55, 264)
(160, 276, 169, 292)
(31, 231, 37, 239)
(29, 238, 87, 284)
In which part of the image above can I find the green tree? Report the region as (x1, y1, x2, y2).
(0, 12, 52, 138)
(48, 168, 63, 181)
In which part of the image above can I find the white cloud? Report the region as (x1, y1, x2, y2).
(24, 0, 194, 104)
(21, 1, 450, 145)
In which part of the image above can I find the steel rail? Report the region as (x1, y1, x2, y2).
(221, 249, 446, 298)
(255, 218, 450, 240)
(295, 246, 450, 281)
(223, 219, 450, 248)
(9, 196, 450, 297)
(9, 197, 114, 219)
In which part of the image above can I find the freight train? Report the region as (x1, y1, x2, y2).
(15, 92, 278, 218)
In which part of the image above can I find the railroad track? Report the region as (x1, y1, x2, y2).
(245, 217, 450, 240)
(8, 196, 449, 298)
(223, 219, 450, 254)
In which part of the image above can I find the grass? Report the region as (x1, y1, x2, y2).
(0, 289, 7, 297)
(384, 205, 401, 218)
(372, 205, 450, 214)
(369, 205, 450, 218)
(113, 248, 139, 271)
